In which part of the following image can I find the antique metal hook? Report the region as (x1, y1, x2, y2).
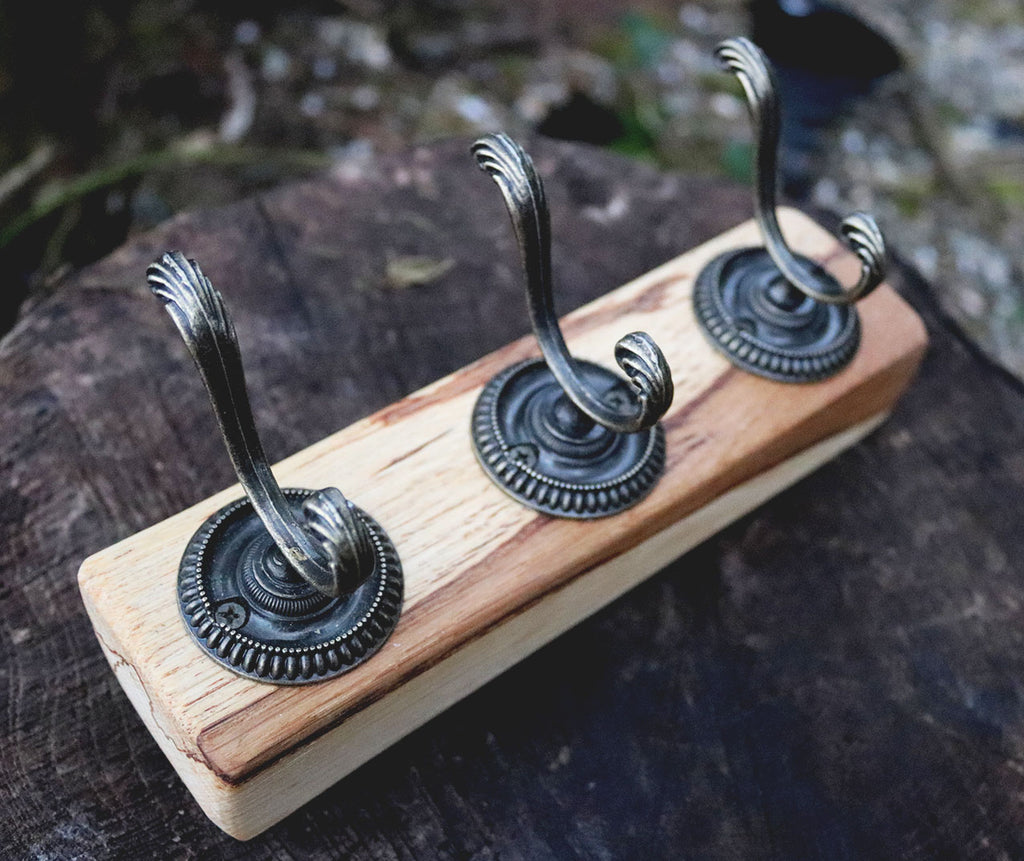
(470, 133, 673, 518)
(692, 36, 887, 382)
(148, 252, 402, 683)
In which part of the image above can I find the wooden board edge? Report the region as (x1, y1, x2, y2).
(95, 412, 887, 840)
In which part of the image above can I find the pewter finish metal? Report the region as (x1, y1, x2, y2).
(471, 134, 673, 434)
(148, 251, 403, 682)
(693, 37, 886, 383)
(716, 37, 886, 306)
(469, 134, 672, 517)
(147, 252, 375, 598)
(472, 359, 666, 517)
(178, 490, 403, 684)
(693, 248, 860, 383)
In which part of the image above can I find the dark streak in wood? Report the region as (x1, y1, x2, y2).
(376, 430, 453, 474)
(662, 367, 736, 435)
(559, 272, 683, 338)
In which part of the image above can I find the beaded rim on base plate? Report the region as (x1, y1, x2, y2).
(471, 358, 666, 518)
(693, 247, 861, 384)
(178, 489, 403, 685)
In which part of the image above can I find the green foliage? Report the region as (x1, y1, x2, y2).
(615, 11, 674, 70)
(593, 10, 675, 70)
(986, 175, 1024, 209)
(0, 144, 330, 250)
(721, 139, 753, 184)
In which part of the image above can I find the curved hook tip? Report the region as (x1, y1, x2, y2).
(714, 36, 765, 72)
(302, 488, 376, 597)
(613, 331, 674, 428)
(714, 35, 886, 306)
(838, 211, 886, 301)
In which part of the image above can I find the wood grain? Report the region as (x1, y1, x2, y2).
(77, 208, 926, 839)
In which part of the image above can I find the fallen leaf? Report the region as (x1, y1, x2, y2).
(385, 255, 455, 289)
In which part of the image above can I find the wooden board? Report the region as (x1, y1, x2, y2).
(77, 209, 927, 839)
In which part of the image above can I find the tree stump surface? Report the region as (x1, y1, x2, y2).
(2, 138, 1022, 859)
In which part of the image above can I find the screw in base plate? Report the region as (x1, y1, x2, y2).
(178, 489, 403, 685)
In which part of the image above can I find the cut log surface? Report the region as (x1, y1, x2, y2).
(1, 139, 1021, 858)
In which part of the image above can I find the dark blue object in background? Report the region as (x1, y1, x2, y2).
(750, 0, 901, 195)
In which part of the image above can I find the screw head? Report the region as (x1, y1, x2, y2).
(178, 491, 404, 684)
(215, 600, 248, 630)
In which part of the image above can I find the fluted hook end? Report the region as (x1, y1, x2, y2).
(146, 251, 234, 357)
(838, 212, 886, 302)
(146, 250, 375, 598)
(302, 488, 377, 597)
(613, 332, 674, 430)
(714, 36, 887, 306)
(471, 133, 530, 182)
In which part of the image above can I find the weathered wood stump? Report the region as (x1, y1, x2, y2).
(3, 138, 1023, 858)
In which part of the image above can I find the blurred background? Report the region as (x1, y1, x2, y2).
(1, 0, 1021, 376)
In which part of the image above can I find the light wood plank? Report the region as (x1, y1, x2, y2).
(78, 209, 928, 838)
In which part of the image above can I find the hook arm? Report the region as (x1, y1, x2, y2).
(147, 252, 374, 597)
(715, 36, 886, 305)
(472, 133, 673, 433)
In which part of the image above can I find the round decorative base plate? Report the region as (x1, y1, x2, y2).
(693, 247, 860, 383)
(472, 359, 665, 518)
(178, 489, 403, 685)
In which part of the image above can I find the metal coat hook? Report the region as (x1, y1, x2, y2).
(148, 252, 402, 684)
(470, 133, 672, 518)
(472, 134, 673, 434)
(692, 36, 888, 382)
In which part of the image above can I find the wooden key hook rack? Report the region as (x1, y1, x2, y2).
(77, 207, 927, 839)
